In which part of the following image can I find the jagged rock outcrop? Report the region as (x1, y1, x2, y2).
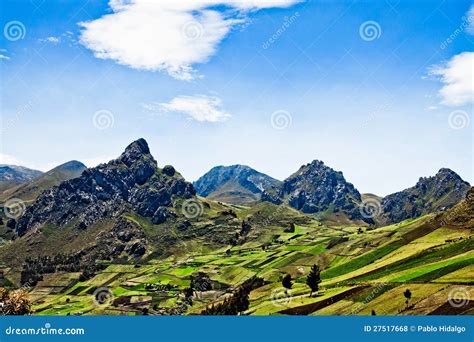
(280, 160, 363, 220)
(379, 168, 470, 224)
(15, 139, 195, 236)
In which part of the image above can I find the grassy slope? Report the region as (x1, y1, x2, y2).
(1, 188, 472, 316)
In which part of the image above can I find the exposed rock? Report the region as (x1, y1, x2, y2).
(279, 160, 363, 220)
(15, 139, 195, 236)
(6, 219, 16, 230)
(380, 168, 470, 224)
(162, 165, 176, 177)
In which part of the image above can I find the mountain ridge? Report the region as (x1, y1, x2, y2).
(194, 164, 282, 205)
(0, 161, 87, 203)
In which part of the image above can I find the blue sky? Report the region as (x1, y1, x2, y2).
(1, 0, 473, 196)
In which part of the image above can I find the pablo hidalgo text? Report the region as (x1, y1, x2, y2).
(417, 325, 466, 334)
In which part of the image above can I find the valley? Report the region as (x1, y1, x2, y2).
(0, 139, 472, 316)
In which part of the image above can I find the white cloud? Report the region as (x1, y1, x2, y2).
(79, 0, 300, 80)
(39, 36, 61, 44)
(156, 95, 231, 122)
(429, 52, 474, 106)
(0, 54, 10, 60)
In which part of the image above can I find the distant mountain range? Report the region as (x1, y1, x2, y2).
(194, 165, 281, 205)
(195, 161, 470, 224)
(3, 140, 469, 228)
(0, 161, 86, 203)
(0, 138, 471, 294)
(0, 165, 43, 192)
(0, 138, 471, 316)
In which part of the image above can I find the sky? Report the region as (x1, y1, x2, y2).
(0, 0, 473, 196)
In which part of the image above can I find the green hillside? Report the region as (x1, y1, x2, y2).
(1, 189, 470, 316)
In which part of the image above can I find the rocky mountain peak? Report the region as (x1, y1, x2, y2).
(380, 169, 470, 224)
(15, 138, 195, 236)
(118, 138, 152, 167)
(281, 160, 362, 220)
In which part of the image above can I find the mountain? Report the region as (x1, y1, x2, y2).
(194, 165, 282, 205)
(0, 161, 87, 203)
(379, 168, 470, 224)
(261, 160, 365, 221)
(0, 139, 279, 285)
(15, 139, 195, 236)
(0, 165, 42, 192)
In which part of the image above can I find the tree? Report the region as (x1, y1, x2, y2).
(282, 274, 293, 292)
(371, 310, 376, 316)
(306, 264, 321, 297)
(403, 289, 412, 307)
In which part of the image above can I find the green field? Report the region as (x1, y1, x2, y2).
(16, 210, 472, 316)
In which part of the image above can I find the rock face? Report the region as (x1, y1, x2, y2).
(16, 139, 195, 236)
(280, 160, 363, 220)
(380, 168, 470, 224)
(194, 165, 281, 205)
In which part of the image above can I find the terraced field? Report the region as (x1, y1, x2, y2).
(28, 211, 474, 316)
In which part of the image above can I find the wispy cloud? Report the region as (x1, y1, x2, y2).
(152, 95, 231, 122)
(79, 0, 300, 80)
(38, 36, 61, 44)
(429, 52, 474, 106)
